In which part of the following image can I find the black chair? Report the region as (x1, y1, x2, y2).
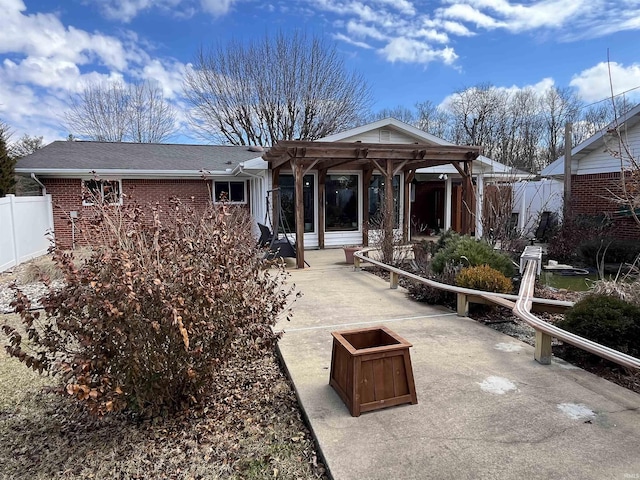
(257, 222, 309, 266)
(257, 223, 274, 247)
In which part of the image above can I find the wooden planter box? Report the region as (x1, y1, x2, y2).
(329, 326, 418, 417)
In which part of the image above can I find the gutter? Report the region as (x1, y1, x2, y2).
(15, 168, 234, 179)
(30, 173, 47, 195)
(233, 163, 264, 179)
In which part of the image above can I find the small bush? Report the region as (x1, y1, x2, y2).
(2, 199, 294, 417)
(433, 229, 460, 253)
(547, 214, 613, 264)
(407, 263, 458, 306)
(556, 294, 640, 360)
(455, 265, 513, 294)
(577, 238, 640, 267)
(431, 235, 515, 278)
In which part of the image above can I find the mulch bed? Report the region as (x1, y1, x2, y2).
(0, 314, 328, 480)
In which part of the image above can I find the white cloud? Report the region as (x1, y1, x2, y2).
(380, 38, 457, 64)
(0, 0, 187, 142)
(438, 77, 556, 110)
(94, 0, 189, 22)
(333, 33, 374, 49)
(570, 62, 640, 102)
(441, 20, 475, 36)
(200, 0, 238, 16)
(437, 0, 640, 38)
(346, 20, 388, 41)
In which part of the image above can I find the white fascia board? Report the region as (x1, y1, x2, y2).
(317, 117, 453, 145)
(14, 168, 235, 179)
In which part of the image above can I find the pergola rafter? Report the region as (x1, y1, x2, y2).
(263, 140, 482, 268)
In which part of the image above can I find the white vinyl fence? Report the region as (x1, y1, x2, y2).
(0, 194, 54, 272)
(512, 179, 564, 237)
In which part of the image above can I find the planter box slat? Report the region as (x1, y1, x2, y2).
(329, 325, 418, 417)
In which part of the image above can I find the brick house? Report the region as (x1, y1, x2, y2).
(16, 118, 526, 255)
(540, 103, 640, 240)
(15, 142, 266, 248)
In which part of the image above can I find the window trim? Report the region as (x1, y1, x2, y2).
(213, 179, 247, 204)
(82, 179, 123, 206)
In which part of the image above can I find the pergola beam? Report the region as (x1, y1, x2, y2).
(262, 140, 482, 268)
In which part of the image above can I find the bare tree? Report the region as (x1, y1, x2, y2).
(369, 105, 416, 124)
(539, 86, 581, 166)
(415, 100, 451, 139)
(65, 81, 177, 143)
(128, 82, 177, 143)
(9, 134, 44, 159)
(183, 31, 371, 145)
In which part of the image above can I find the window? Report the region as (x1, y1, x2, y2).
(279, 174, 315, 233)
(368, 175, 400, 228)
(325, 174, 359, 231)
(82, 179, 122, 206)
(214, 181, 246, 203)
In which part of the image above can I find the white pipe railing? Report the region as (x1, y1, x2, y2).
(353, 248, 640, 370)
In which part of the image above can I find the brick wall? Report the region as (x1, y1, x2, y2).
(571, 172, 640, 240)
(43, 178, 219, 248)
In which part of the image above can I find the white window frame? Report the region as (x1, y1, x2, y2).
(82, 179, 123, 206)
(213, 180, 247, 204)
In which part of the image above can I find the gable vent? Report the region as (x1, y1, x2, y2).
(379, 129, 391, 142)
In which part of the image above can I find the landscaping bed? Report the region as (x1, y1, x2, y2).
(0, 259, 327, 480)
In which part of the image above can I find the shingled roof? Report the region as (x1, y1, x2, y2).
(16, 141, 265, 176)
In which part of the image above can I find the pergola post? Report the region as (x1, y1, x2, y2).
(292, 160, 305, 269)
(318, 169, 326, 249)
(384, 159, 394, 262)
(271, 167, 280, 231)
(403, 170, 415, 243)
(362, 167, 373, 247)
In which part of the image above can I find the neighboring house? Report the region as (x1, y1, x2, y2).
(541, 103, 640, 239)
(16, 118, 528, 263)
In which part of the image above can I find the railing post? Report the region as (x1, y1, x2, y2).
(457, 293, 468, 317)
(535, 330, 553, 365)
(354, 255, 361, 271)
(390, 271, 399, 289)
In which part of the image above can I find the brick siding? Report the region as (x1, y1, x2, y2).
(570, 172, 640, 240)
(43, 178, 234, 248)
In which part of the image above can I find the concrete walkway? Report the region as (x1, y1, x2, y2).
(276, 249, 640, 480)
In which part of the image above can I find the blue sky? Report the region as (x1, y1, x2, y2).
(1, 0, 640, 143)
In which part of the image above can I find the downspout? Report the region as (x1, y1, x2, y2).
(31, 173, 46, 195)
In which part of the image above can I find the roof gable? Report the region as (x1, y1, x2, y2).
(541, 103, 640, 177)
(318, 117, 452, 146)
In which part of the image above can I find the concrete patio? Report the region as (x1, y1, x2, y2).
(276, 249, 640, 480)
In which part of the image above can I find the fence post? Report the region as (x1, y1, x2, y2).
(535, 330, 552, 365)
(456, 293, 468, 317)
(390, 271, 399, 289)
(8, 195, 19, 269)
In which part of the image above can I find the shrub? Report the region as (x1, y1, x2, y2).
(556, 294, 640, 360)
(433, 229, 460, 253)
(577, 238, 640, 267)
(455, 265, 513, 294)
(431, 235, 515, 278)
(407, 263, 458, 306)
(2, 199, 294, 417)
(547, 214, 613, 264)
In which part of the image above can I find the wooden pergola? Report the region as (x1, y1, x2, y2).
(262, 141, 482, 268)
